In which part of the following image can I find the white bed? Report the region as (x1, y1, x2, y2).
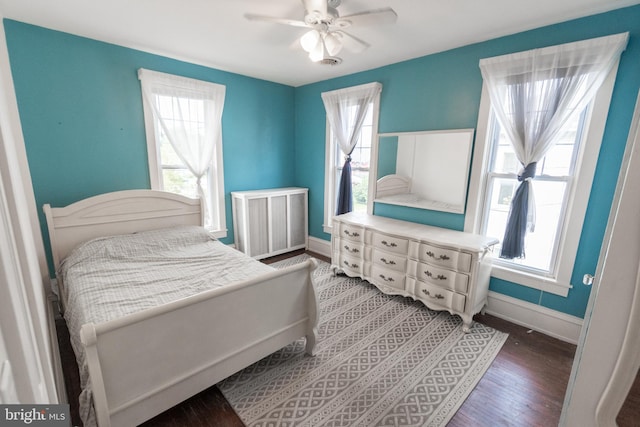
(43, 189, 319, 427)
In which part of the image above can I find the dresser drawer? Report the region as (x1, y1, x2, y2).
(339, 253, 364, 276)
(371, 264, 405, 291)
(372, 248, 407, 272)
(371, 232, 409, 255)
(412, 242, 472, 272)
(337, 222, 365, 243)
(412, 279, 466, 313)
(339, 239, 364, 257)
(415, 261, 469, 294)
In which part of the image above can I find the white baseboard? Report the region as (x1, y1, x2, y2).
(307, 236, 331, 259)
(485, 291, 583, 344)
(305, 235, 582, 344)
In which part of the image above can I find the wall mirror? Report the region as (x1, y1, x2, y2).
(374, 129, 474, 214)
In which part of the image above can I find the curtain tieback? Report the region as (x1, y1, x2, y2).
(345, 155, 352, 163)
(518, 162, 537, 182)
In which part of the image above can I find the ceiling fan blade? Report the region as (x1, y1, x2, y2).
(244, 13, 309, 28)
(337, 31, 370, 53)
(338, 7, 397, 27)
(302, 0, 327, 17)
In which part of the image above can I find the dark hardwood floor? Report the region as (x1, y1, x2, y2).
(55, 250, 640, 427)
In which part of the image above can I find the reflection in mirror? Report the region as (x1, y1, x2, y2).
(375, 129, 474, 213)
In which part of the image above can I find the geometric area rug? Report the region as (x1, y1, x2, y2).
(218, 255, 508, 427)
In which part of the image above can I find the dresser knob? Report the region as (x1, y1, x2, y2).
(425, 250, 450, 261)
(422, 289, 445, 300)
(343, 260, 359, 269)
(425, 271, 447, 280)
(344, 245, 360, 254)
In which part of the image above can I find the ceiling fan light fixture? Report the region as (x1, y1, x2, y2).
(323, 32, 343, 56)
(300, 30, 320, 52)
(309, 40, 325, 62)
(244, 0, 396, 65)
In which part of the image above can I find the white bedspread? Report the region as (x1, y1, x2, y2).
(59, 226, 274, 427)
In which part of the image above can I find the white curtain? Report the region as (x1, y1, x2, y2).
(138, 69, 226, 226)
(479, 33, 628, 259)
(322, 82, 382, 214)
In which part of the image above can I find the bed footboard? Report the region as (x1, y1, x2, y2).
(81, 258, 319, 427)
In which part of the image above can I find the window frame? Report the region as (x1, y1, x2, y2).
(480, 108, 587, 276)
(139, 70, 227, 238)
(322, 86, 381, 234)
(465, 62, 619, 297)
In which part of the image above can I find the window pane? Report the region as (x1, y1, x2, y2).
(519, 180, 567, 271)
(484, 176, 517, 242)
(159, 133, 182, 166)
(162, 168, 210, 200)
(491, 136, 519, 174)
(485, 176, 569, 272)
(352, 170, 369, 213)
(351, 146, 370, 168)
(162, 168, 197, 197)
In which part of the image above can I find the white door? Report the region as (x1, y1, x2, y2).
(560, 90, 640, 426)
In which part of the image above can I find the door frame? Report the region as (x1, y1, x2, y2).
(560, 90, 640, 426)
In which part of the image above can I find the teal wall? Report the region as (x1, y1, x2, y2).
(376, 136, 398, 179)
(294, 5, 640, 318)
(4, 20, 296, 274)
(5, 5, 640, 319)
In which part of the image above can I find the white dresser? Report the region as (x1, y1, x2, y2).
(232, 187, 308, 259)
(331, 212, 498, 331)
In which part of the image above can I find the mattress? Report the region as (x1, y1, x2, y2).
(59, 226, 274, 427)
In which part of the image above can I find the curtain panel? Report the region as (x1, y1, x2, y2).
(322, 82, 382, 215)
(479, 33, 628, 259)
(138, 69, 226, 228)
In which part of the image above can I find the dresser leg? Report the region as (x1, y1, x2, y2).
(461, 314, 473, 333)
(331, 265, 338, 276)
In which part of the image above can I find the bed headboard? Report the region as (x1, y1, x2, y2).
(43, 190, 204, 271)
(375, 174, 411, 199)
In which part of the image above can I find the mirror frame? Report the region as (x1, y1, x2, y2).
(372, 129, 475, 214)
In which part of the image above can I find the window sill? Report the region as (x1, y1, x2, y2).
(209, 228, 228, 239)
(490, 263, 571, 297)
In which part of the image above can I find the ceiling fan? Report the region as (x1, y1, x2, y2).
(244, 0, 397, 64)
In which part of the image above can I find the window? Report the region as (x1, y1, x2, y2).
(138, 69, 227, 237)
(466, 35, 625, 296)
(334, 106, 374, 213)
(323, 84, 380, 233)
(482, 106, 586, 275)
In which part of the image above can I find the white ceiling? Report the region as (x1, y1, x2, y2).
(0, 0, 638, 87)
